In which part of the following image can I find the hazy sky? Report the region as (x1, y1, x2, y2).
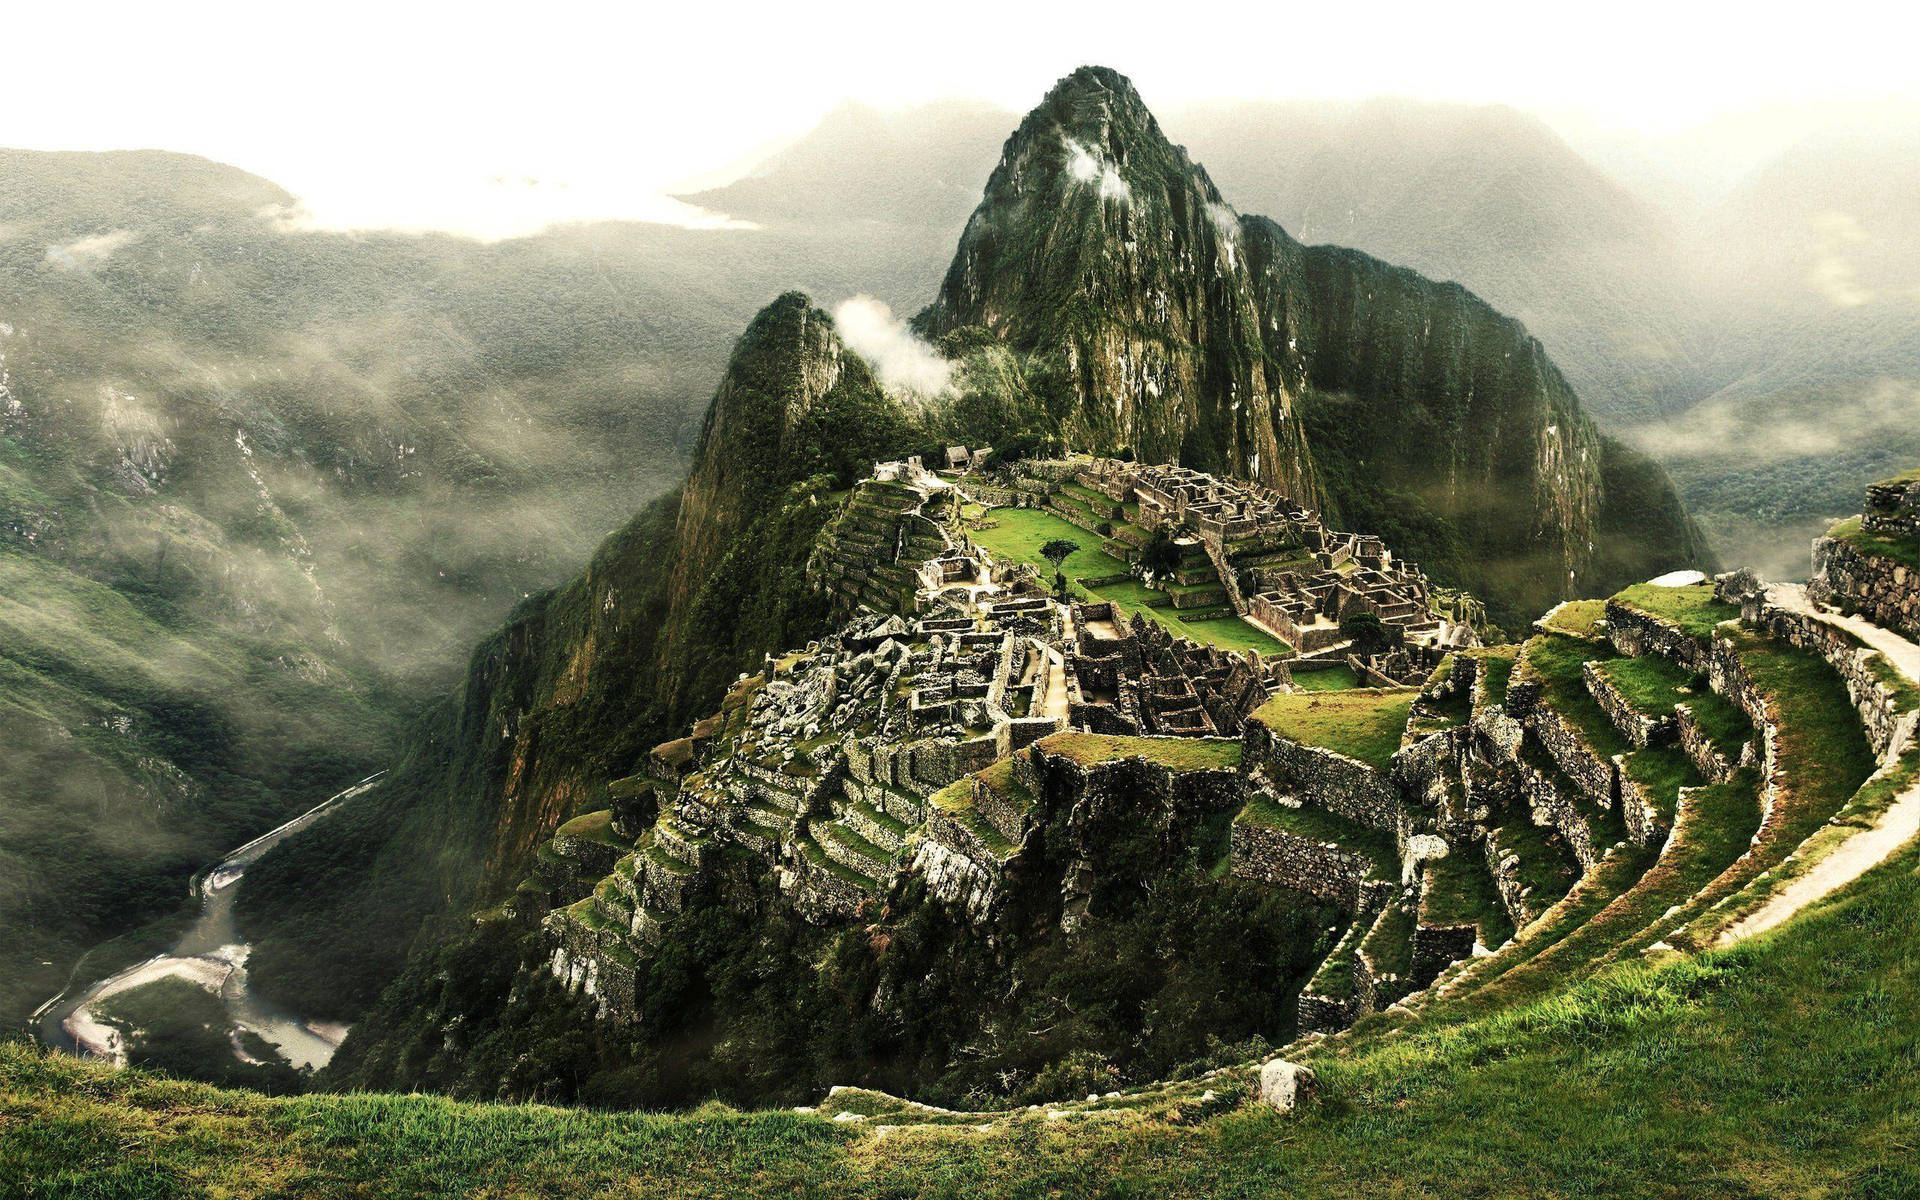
(13, 0, 1918, 237)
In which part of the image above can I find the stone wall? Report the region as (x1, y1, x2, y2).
(1863, 477, 1920, 537)
(1675, 703, 1745, 785)
(1583, 661, 1674, 749)
(1605, 601, 1713, 672)
(545, 913, 639, 1022)
(1517, 756, 1603, 872)
(1809, 536, 1920, 644)
(1750, 596, 1919, 757)
(1243, 722, 1403, 831)
(1524, 702, 1616, 813)
(1230, 821, 1383, 910)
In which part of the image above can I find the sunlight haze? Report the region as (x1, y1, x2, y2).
(12, 0, 1919, 237)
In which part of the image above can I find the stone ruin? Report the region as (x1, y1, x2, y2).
(1809, 470, 1920, 640)
(531, 459, 1519, 1033)
(1051, 458, 1478, 685)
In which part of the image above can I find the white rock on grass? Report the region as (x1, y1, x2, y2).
(1257, 1059, 1317, 1113)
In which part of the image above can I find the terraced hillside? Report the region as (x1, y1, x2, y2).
(12, 563, 1920, 1196)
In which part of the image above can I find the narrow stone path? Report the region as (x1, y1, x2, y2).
(1718, 586, 1920, 945)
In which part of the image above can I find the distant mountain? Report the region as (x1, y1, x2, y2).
(1166, 99, 1704, 423)
(677, 94, 1920, 581)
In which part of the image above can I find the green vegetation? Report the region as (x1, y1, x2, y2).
(1827, 515, 1920, 572)
(15, 830, 1920, 1196)
(1520, 635, 1629, 758)
(929, 780, 1017, 857)
(1621, 745, 1700, 826)
(1237, 795, 1397, 879)
(1294, 663, 1360, 691)
(970, 507, 1287, 654)
(1647, 632, 1879, 950)
(1250, 689, 1417, 772)
(1610, 582, 1741, 641)
(1420, 851, 1515, 948)
(1539, 599, 1605, 638)
(1593, 653, 1694, 717)
(1681, 687, 1755, 761)
(1039, 733, 1242, 772)
(1469, 648, 1518, 708)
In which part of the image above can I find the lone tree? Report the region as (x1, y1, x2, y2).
(1140, 529, 1182, 580)
(1040, 538, 1079, 573)
(1040, 538, 1079, 598)
(1340, 610, 1387, 653)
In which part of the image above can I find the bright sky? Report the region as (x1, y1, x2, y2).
(12, 0, 1918, 237)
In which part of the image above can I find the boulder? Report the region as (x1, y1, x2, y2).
(1257, 1059, 1317, 1113)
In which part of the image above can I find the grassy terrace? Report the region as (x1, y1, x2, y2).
(1474, 648, 1517, 707)
(968, 507, 1289, 655)
(1683, 687, 1755, 761)
(1420, 851, 1516, 948)
(1520, 739, 1626, 850)
(1521, 635, 1629, 758)
(1647, 631, 1879, 950)
(929, 779, 1017, 857)
(1539, 599, 1606, 639)
(1592, 654, 1694, 717)
(1485, 803, 1580, 914)
(1435, 844, 1655, 1014)
(1475, 770, 1763, 1008)
(13, 835, 1920, 1194)
(555, 809, 624, 846)
(1610, 582, 1741, 641)
(1237, 793, 1398, 878)
(1249, 689, 1416, 772)
(1622, 745, 1699, 826)
(1038, 732, 1242, 772)
(1359, 902, 1416, 980)
(1293, 663, 1360, 691)
(975, 757, 1036, 808)
(1827, 514, 1920, 572)
(799, 830, 880, 886)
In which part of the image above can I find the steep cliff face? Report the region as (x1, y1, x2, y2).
(919, 67, 1318, 504)
(666, 294, 875, 623)
(923, 66, 1706, 623)
(1239, 223, 1604, 617)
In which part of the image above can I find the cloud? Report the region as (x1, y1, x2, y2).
(45, 230, 139, 270)
(1805, 210, 1875, 307)
(833, 295, 954, 401)
(1061, 136, 1132, 203)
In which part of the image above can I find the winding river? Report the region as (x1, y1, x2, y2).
(31, 772, 384, 1071)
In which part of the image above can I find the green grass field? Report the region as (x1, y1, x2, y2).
(969, 509, 1289, 656)
(1249, 689, 1416, 771)
(1293, 664, 1360, 691)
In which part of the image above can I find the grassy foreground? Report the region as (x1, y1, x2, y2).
(11, 833, 1918, 1198)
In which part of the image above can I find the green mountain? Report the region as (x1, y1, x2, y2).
(920, 67, 1707, 621)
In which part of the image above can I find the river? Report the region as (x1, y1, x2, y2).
(30, 772, 384, 1071)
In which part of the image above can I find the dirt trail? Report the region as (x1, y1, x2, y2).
(1718, 587, 1920, 945)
